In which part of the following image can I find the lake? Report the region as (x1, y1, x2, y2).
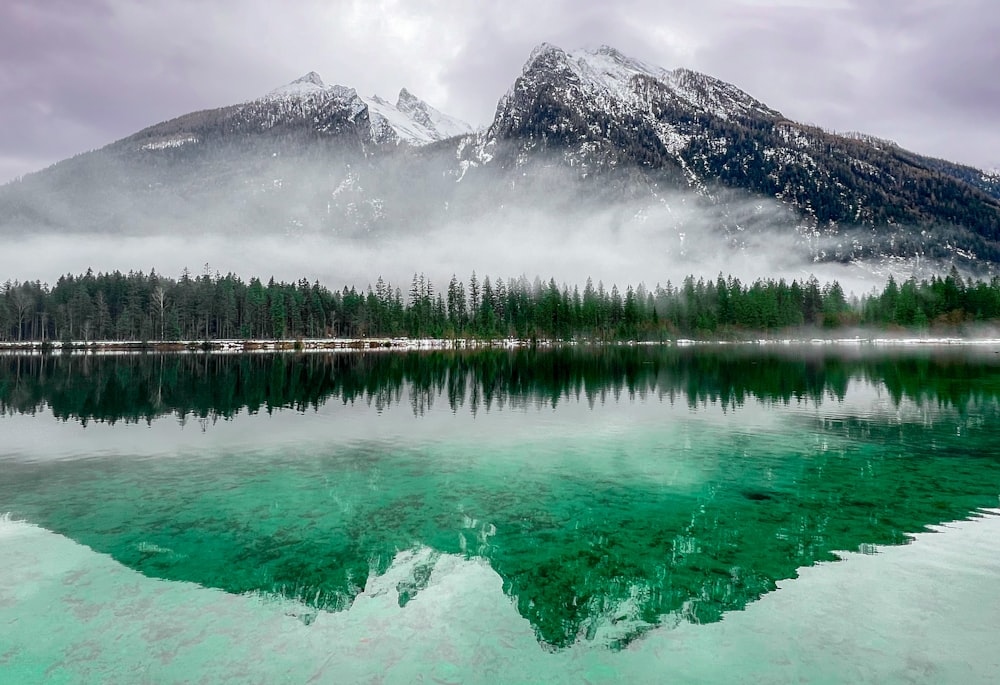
(1, 345, 999, 683)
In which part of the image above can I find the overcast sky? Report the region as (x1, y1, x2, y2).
(2, 0, 998, 184)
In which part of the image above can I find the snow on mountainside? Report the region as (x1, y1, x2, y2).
(264, 72, 472, 145)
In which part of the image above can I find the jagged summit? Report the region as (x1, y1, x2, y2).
(267, 71, 328, 98)
(396, 88, 419, 109)
(362, 87, 472, 144)
(259, 73, 471, 145)
(294, 71, 325, 87)
(519, 43, 666, 82)
(524, 42, 561, 66)
(505, 42, 777, 123)
(593, 44, 627, 58)
(587, 44, 668, 79)
(390, 87, 473, 141)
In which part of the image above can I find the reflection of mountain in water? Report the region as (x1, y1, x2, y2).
(1, 347, 999, 649)
(3, 346, 1000, 423)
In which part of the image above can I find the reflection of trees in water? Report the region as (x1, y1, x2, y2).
(2, 347, 1000, 423)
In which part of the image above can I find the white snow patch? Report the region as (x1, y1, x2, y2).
(140, 135, 199, 151)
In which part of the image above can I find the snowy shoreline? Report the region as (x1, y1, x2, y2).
(2, 335, 1000, 355)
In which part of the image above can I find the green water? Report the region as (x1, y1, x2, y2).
(1, 346, 1000, 682)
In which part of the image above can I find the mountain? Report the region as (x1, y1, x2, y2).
(474, 44, 1000, 258)
(125, 70, 473, 152)
(2, 44, 1000, 277)
(0, 74, 474, 236)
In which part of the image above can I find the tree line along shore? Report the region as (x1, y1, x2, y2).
(2, 268, 998, 345)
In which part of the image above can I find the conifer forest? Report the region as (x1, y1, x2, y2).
(1, 268, 997, 343)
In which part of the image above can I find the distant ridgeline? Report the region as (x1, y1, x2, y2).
(1, 268, 999, 343)
(2, 347, 1000, 425)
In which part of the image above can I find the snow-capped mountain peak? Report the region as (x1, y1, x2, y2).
(507, 43, 778, 123)
(516, 43, 666, 91)
(267, 71, 328, 98)
(362, 89, 472, 145)
(584, 44, 669, 80)
(572, 46, 673, 101)
(294, 71, 325, 87)
(525, 42, 563, 65)
(396, 88, 421, 110)
(395, 88, 473, 140)
(259, 73, 470, 146)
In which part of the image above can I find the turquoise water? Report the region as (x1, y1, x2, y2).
(1, 347, 999, 682)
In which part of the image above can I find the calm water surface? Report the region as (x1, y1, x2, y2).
(1, 346, 999, 683)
